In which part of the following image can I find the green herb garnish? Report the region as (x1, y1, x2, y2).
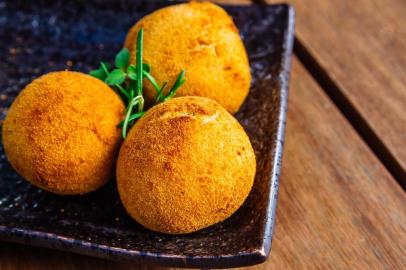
(89, 28, 186, 138)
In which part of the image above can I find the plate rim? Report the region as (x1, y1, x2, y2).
(259, 2, 295, 261)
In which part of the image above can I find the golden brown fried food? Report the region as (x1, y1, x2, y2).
(116, 96, 256, 234)
(124, 1, 251, 114)
(2, 71, 125, 195)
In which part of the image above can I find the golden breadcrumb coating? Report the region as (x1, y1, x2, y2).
(124, 1, 251, 114)
(116, 96, 256, 234)
(2, 71, 125, 195)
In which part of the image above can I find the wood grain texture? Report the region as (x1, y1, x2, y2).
(268, 0, 406, 179)
(265, 58, 406, 269)
(1, 58, 405, 269)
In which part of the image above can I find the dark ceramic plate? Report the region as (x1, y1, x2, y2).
(0, 0, 294, 268)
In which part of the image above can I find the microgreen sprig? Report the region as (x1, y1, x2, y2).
(89, 28, 186, 139)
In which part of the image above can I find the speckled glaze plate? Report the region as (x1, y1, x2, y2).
(0, 0, 294, 268)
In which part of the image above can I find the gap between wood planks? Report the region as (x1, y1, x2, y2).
(293, 39, 406, 191)
(251, 0, 406, 190)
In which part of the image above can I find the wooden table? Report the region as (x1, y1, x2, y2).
(1, 0, 405, 269)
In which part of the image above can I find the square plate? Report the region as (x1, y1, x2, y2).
(0, 1, 294, 268)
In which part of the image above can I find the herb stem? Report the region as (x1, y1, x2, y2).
(115, 83, 130, 100)
(155, 81, 168, 103)
(122, 96, 143, 138)
(100, 62, 110, 75)
(122, 102, 134, 139)
(137, 95, 144, 112)
(136, 28, 144, 96)
(164, 69, 186, 101)
(143, 70, 160, 94)
(117, 111, 145, 128)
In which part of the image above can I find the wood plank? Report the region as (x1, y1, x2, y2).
(1, 58, 405, 269)
(265, 57, 406, 269)
(268, 0, 406, 181)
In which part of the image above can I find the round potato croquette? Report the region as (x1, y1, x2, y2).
(124, 2, 251, 114)
(2, 71, 125, 195)
(116, 96, 256, 234)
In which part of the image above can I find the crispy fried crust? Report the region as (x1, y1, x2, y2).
(116, 96, 256, 234)
(2, 71, 125, 195)
(124, 1, 251, 113)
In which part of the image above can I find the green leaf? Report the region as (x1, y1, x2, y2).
(89, 62, 111, 80)
(89, 68, 107, 80)
(127, 65, 136, 72)
(127, 65, 137, 80)
(105, 69, 126, 85)
(115, 48, 130, 69)
(127, 64, 151, 80)
(128, 72, 137, 80)
(142, 63, 150, 73)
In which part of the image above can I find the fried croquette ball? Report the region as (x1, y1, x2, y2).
(124, 1, 251, 114)
(116, 96, 256, 234)
(2, 71, 125, 195)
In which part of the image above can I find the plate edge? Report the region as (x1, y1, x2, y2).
(259, 3, 296, 259)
